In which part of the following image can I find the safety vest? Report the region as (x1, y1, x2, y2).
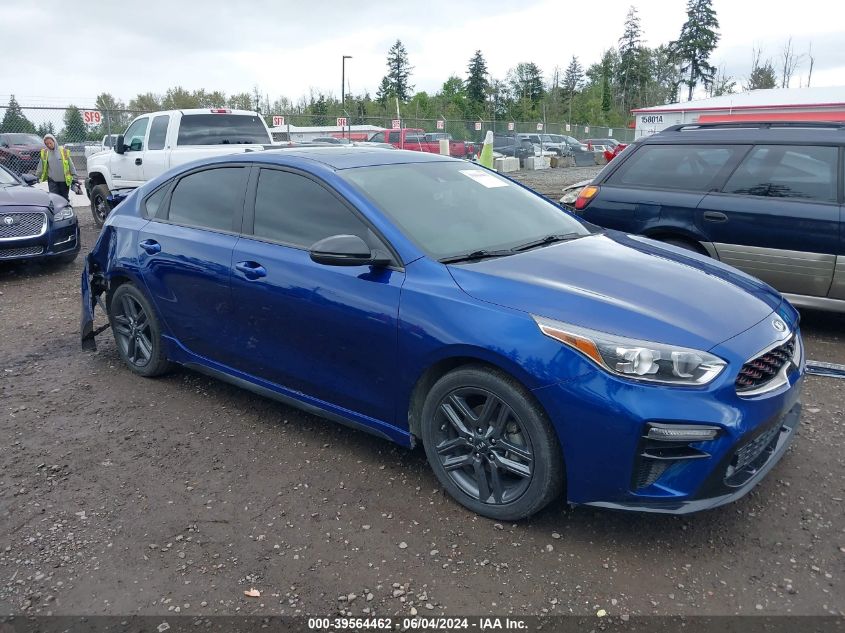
(40, 147, 73, 187)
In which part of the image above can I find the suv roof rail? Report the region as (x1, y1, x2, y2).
(661, 121, 845, 132)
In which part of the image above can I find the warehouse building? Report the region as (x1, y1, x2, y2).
(632, 86, 845, 138)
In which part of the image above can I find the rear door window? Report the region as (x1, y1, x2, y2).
(176, 114, 270, 145)
(369, 132, 385, 143)
(722, 145, 838, 202)
(607, 144, 746, 191)
(167, 166, 248, 232)
(388, 131, 400, 143)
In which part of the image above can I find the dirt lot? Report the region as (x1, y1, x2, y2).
(1, 183, 843, 619)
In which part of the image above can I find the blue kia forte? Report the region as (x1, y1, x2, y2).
(80, 148, 804, 520)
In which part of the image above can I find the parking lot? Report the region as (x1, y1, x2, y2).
(0, 180, 843, 619)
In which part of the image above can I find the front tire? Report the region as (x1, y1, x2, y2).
(107, 283, 171, 377)
(421, 366, 564, 520)
(90, 184, 112, 229)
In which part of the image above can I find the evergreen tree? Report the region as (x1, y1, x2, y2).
(375, 76, 394, 108)
(673, 0, 720, 100)
(465, 50, 489, 106)
(128, 93, 161, 113)
(62, 106, 87, 142)
(562, 56, 584, 99)
(0, 95, 36, 134)
(617, 6, 647, 111)
(747, 61, 777, 90)
(507, 63, 545, 105)
(36, 121, 56, 137)
(310, 93, 329, 125)
(384, 40, 414, 102)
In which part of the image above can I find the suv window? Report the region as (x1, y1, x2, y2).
(123, 118, 149, 151)
(148, 115, 169, 151)
(176, 114, 270, 145)
(388, 131, 400, 143)
(253, 169, 369, 248)
(167, 167, 247, 232)
(607, 144, 744, 191)
(723, 145, 838, 202)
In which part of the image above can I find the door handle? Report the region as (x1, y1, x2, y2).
(235, 261, 267, 280)
(703, 211, 728, 223)
(139, 239, 161, 255)
(135, 158, 143, 165)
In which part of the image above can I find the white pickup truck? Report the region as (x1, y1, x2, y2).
(86, 108, 272, 227)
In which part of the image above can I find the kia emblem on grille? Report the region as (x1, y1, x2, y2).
(3, 216, 14, 226)
(772, 318, 787, 333)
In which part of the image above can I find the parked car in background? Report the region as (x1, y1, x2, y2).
(584, 138, 629, 162)
(555, 135, 596, 166)
(573, 121, 845, 312)
(0, 165, 79, 264)
(492, 134, 535, 164)
(0, 133, 43, 174)
(86, 108, 273, 228)
(84, 134, 121, 160)
(83, 147, 804, 520)
(370, 128, 475, 158)
(310, 137, 352, 145)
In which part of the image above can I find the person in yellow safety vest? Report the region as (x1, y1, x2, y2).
(35, 133, 78, 201)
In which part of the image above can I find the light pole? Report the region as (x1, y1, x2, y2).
(342, 55, 352, 138)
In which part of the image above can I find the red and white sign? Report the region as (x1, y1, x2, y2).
(391, 119, 401, 129)
(272, 115, 285, 127)
(536, 122, 543, 131)
(565, 123, 571, 132)
(436, 120, 445, 130)
(336, 117, 347, 127)
(584, 126, 590, 134)
(83, 110, 101, 125)
(507, 122, 514, 131)
(474, 121, 482, 131)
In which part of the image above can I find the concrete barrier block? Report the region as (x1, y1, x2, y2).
(494, 157, 520, 173)
(525, 156, 550, 170)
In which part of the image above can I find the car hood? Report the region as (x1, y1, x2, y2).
(447, 231, 784, 352)
(0, 184, 53, 208)
(5, 144, 41, 155)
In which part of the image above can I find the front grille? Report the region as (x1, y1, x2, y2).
(724, 422, 783, 487)
(0, 212, 47, 240)
(0, 245, 44, 259)
(735, 336, 796, 393)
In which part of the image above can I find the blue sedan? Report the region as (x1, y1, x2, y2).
(80, 148, 804, 520)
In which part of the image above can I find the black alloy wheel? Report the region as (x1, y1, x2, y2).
(107, 284, 170, 377)
(433, 387, 534, 505)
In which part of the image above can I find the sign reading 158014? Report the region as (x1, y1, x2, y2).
(640, 115, 664, 124)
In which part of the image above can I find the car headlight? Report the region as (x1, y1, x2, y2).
(533, 315, 726, 386)
(53, 205, 74, 221)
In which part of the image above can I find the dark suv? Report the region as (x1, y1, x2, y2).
(574, 122, 845, 312)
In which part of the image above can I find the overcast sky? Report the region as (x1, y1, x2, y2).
(1, 0, 844, 109)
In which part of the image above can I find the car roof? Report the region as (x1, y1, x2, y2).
(644, 122, 845, 145)
(248, 147, 455, 170)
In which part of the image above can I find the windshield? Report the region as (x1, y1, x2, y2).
(341, 162, 590, 260)
(0, 166, 20, 185)
(2, 133, 42, 146)
(176, 114, 270, 145)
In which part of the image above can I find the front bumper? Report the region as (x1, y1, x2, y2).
(0, 219, 80, 262)
(531, 314, 805, 514)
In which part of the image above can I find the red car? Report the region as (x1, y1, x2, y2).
(0, 133, 43, 174)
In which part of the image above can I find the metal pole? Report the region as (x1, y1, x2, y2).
(342, 55, 352, 139)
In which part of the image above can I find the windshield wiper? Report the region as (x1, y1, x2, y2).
(512, 232, 584, 252)
(439, 249, 514, 264)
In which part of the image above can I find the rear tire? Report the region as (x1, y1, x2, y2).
(90, 184, 111, 229)
(107, 283, 171, 377)
(420, 365, 564, 520)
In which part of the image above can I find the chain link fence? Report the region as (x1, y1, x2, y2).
(0, 103, 634, 177)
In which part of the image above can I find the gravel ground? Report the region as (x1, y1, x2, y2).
(0, 195, 843, 619)
(509, 165, 603, 199)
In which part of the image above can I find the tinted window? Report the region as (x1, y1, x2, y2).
(608, 144, 744, 191)
(723, 145, 838, 202)
(144, 184, 169, 218)
(176, 114, 270, 145)
(253, 169, 368, 248)
(148, 115, 169, 150)
(388, 131, 400, 143)
(369, 131, 385, 143)
(123, 118, 149, 151)
(167, 167, 247, 232)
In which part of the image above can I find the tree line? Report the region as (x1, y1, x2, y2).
(1, 0, 821, 143)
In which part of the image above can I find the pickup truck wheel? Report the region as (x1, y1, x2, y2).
(90, 184, 111, 228)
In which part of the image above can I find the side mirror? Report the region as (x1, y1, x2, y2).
(129, 138, 143, 152)
(20, 173, 37, 186)
(114, 134, 125, 154)
(309, 234, 391, 267)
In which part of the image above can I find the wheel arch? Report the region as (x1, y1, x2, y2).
(641, 228, 709, 255)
